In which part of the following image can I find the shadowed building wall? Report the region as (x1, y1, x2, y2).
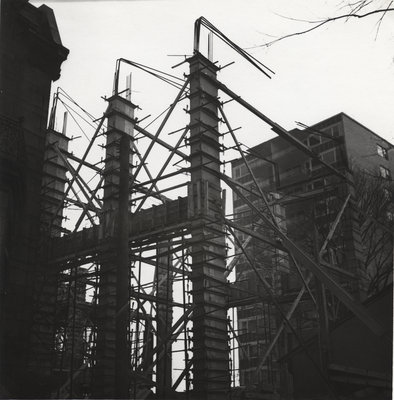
(0, 0, 68, 396)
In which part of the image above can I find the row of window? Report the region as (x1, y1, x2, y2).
(305, 148, 338, 172)
(234, 132, 388, 174)
(303, 125, 341, 148)
(304, 125, 340, 147)
(302, 165, 390, 194)
(233, 136, 390, 194)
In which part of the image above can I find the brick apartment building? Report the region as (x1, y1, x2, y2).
(231, 112, 393, 394)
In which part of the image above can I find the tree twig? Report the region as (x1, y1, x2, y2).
(246, 7, 394, 49)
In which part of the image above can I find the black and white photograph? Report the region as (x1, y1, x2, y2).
(0, 1, 393, 399)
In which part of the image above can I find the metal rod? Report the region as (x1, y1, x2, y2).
(226, 222, 339, 397)
(48, 106, 109, 230)
(134, 126, 189, 213)
(54, 145, 101, 216)
(131, 77, 190, 187)
(219, 104, 278, 227)
(130, 141, 170, 203)
(213, 76, 348, 181)
(73, 175, 105, 232)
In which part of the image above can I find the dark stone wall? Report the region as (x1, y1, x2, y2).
(0, 0, 68, 396)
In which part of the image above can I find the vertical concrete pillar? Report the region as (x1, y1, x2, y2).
(187, 53, 230, 400)
(27, 129, 70, 388)
(41, 128, 70, 235)
(93, 95, 135, 398)
(156, 241, 173, 398)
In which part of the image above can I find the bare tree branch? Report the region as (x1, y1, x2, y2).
(246, 6, 394, 49)
(374, 0, 393, 39)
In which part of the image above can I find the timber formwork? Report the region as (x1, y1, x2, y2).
(188, 54, 230, 399)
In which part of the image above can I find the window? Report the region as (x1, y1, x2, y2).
(239, 321, 247, 334)
(377, 144, 388, 159)
(248, 319, 257, 332)
(249, 344, 258, 357)
(233, 164, 249, 179)
(331, 125, 340, 137)
(305, 158, 322, 172)
(379, 166, 391, 180)
(315, 199, 329, 217)
(321, 148, 337, 164)
(307, 135, 321, 147)
(324, 124, 340, 137)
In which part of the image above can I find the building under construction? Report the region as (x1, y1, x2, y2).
(0, 1, 392, 399)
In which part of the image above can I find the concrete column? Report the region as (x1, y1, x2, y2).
(187, 53, 230, 400)
(93, 95, 135, 398)
(156, 241, 174, 398)
(41, 128, 69, 236)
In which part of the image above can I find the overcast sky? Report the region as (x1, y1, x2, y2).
(31, 0, 394, 148)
